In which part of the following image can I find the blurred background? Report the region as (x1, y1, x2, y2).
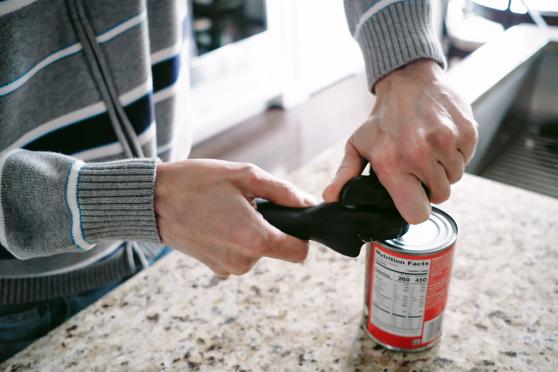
(177, 0, 557, 196)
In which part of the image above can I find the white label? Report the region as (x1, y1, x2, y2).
(422, 313, 444, 343)
(370, 248, 431, 337)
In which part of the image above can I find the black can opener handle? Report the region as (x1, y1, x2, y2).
(256, 174, 409, 257)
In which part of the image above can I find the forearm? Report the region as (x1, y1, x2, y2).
(0, 150, 160, 259)
(344, 0, 446, 91)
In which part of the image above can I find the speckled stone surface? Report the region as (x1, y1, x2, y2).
(2, 145, 558, 372)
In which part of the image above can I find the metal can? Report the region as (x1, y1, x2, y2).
(362, 207, 458, 351)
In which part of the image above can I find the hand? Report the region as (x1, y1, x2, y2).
(323, 59, 478, 224)
(154, 159, 316, 276)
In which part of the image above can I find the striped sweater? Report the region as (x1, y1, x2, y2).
(0, 0, 444, 302)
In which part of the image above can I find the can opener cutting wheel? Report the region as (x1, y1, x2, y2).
(256, 173, 410, 257)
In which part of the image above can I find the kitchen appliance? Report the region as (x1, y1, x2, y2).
(189, 0, 280, 142)
(469, 0, 558, 28)
(192, 0, 267, 56)
(256, 173, 409, 257)
(447, 24, 558, 198)
(188, 0, 364, 144)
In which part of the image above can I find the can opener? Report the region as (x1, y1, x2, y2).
(256, 174, 409, 257)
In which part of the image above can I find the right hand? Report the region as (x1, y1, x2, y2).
(154, 159, 316, 277)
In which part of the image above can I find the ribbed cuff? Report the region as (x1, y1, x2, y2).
(75, 158, 161, 246)
(355, 0, 446, 92)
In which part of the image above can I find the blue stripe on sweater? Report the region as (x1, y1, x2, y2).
(15, 53, 178, 155)
(23, 94, 153, 154)
(152, 54, 181, 93)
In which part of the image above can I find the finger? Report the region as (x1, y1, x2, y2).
(426, 124, 465, 184)
(412, 127, 452, 203)
(220, 249, 259, 276)
(323, 140, 366, 202)
(250, 213, 309, 262)
(246, 169, 317, 207)
(379, 172, 431, 224)
(440, 96, 479, 164)
(265, 227, 310, 263)
(179, 245, 230, 277)
(455, 121, 478, 164)
(421, 161, 451, 204)
(435, 149, 465, 184)
(214, 271, 230, 279)
(195, 252, 230, 277)
(204, 254, 230, 278)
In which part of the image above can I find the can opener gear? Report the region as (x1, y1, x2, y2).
(256, 173, 409, 257)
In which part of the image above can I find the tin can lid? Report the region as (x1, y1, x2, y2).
(383, 207, 457, 253)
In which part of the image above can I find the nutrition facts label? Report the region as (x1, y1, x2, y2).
(370, 248, 431, 337)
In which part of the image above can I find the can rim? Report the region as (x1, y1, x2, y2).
(361, 324, 440, 352)
(380, 207, 458, 254)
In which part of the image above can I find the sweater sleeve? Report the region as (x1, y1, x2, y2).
(0, 149, 161, 259)
(344, 0, 446, 91)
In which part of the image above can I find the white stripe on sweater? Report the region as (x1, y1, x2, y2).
(151, 42, 183, 65)
(0, 79, 152, 156)
(354, 0, 405, 38)
(153, 83, 180, 104)
(0, 0, 39, 16)
(66, 160, 95, 251)
(0, 12, 147, 97)
(0, 149, 21, 249)
(97, 12, 147, 43)
(0, 44, 83, 96)
(156, 140, 174, 156)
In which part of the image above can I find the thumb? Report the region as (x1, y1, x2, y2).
(246, 169, 317, 208)
(323, 141, 366, 202)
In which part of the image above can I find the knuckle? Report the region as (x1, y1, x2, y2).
(448, 171, 462, 184)
(251, 239, 271, 257)
(264, 231, 281, 253)
(471, 123, 480, 145)
(408, 144, 430, 166)
(240, 162, 261, 183)
(370, 150, 397, 175)
(210, 267, 229, 278)
(461, 119, 479, 146)
(229, 267, 245, 276)
(293, 243, 309, 263)
(279, 183, 298, 200)
(233, 257, 256, 275)
(224, 254, 250, 276)
(344, 138, 357, 153)
(435, 127, 457, 150)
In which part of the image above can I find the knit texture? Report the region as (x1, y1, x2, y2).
(345, 0, 446, 91)
(78, 158, 161, 244)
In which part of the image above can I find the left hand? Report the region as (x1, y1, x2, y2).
(323, 59, 478, 224)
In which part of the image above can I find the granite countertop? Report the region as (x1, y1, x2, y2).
(3, 145, 558, 371)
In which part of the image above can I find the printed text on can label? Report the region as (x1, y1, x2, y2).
(367, 242, 455, 349)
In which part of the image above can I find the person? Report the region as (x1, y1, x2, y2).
(0, 0, 478, 362)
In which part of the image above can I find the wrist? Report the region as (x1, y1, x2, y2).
(374, 59, 443, 96)
(154, 162, 173, 219)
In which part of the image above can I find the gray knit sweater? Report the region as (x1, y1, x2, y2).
(0, 0, 444, 302)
